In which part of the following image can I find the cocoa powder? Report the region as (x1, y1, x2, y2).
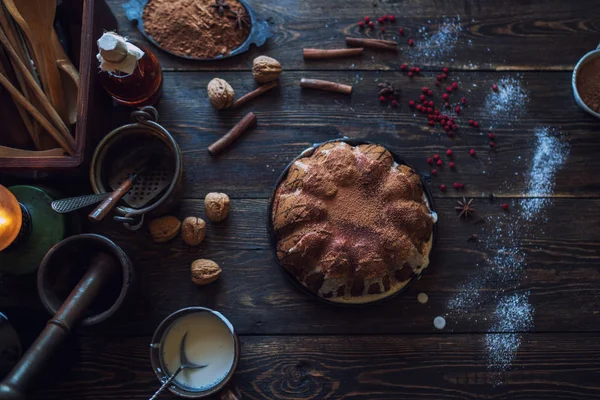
(577, 57, 600, 112)
(142, 0, 250, 59)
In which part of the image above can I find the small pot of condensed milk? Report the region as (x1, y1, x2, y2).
(150, 307, 241, 399)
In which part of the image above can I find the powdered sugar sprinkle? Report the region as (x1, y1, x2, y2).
(408, 16, 464, 64)
(484, 77, 529, 128)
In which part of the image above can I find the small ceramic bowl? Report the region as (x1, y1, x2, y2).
(572, 44, 600, 119)
(150, 307, 240, 398)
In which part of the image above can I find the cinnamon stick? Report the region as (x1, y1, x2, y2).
(300, 78, 352, 95)
(303, 48, 363, 60)
(346, 37, 398, 52)
(208, 112, 257, 156)
(232, 81, 278, 109)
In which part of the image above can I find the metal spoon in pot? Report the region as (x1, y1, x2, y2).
(149, 332, 207, 400)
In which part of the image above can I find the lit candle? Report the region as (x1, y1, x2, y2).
(0, 185, 22, 251)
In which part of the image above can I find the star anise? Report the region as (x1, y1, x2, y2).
(455, 197, 476, 219)
(227, 10, 250, 30)
(377, 82, 399, 97)
(210, 0, 230, 16)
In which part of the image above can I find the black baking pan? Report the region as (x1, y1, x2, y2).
(123, 0, 271, 61)
(267, 138, 438, 307)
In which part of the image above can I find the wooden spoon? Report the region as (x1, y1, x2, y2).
(3, 0, 68, 125)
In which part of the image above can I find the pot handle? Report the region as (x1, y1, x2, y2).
(131, 106, 159, 124)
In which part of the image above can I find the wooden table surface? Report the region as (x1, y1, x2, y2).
(2, 0, 600, 398)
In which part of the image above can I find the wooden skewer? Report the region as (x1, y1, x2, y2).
(0, 69, 74, 155)
(231, 81, 278, 109)
(303, 48, 364, 60)
(300, 78, 352, 95)
(0, 27, 74, 150)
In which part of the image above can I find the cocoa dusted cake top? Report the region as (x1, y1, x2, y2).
(271, 141, 437, 304)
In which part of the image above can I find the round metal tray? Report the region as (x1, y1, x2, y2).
(123, 0, 271, 61)
(267, 138, 438, 307)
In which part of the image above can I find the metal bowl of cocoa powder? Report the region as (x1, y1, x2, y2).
(123, 0, 271, 61)
(267, 138, 438, 307)
(573, 44, 600, 119)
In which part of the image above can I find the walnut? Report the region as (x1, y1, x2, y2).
(149, 215, 181, 243)
(205, 192, 230, 222)
(181, 216, 206, 246)
(191, 259, 221, 286)
(207, 78, 235, 110)
(252, 56, 282, 84)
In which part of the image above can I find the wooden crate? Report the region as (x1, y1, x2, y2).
(0, 0, 118, 169)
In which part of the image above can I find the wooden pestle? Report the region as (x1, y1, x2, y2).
(0, 252, 117, 400)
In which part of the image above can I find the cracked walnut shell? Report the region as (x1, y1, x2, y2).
(207, 78, 235, 110)
(181, 216, 206, 246)
(252, 56, 282, 84)
(191, 259, 222, 286)
(149, 215, 181, 243)
(205, 192, 230, 222)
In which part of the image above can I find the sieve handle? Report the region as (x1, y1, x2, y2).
(89, 178, 134, 223)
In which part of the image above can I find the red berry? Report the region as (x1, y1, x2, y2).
(473, 121, 479, 128)
(446, 86, 453, 92)
(428, 114, 434, 120)
(391, 100, 398, 107)
(427, 89, 433, 96)
(442, 93, 449, 101)
(379, 95, 387, 102)
(410, 66, 416, 72)
(461, 97, 467, 104)
(382, 14, 388, 21)
(437, 75, 442, 81)
(444, 125, 450, 131)
(420, 94, 426, 101)
(434, 110, 440, 115)
(401, 63, 407, 71)
(381, 27, 386, 32)
(440, 184, 447, 192)
(441, 73, 447, 80)
(378, 17, 384, 24)
(428, 120, 435, 126)
(364, 16, 370, 22)
(453, 182, 459, 189)
(408, 71, 413, 77)
(427, 157, 433, 164)
(446, 149, 453, 156)
(409, 100, 415, 107)
(502, 203, 509, 210)
(489, 141, 496, 148)
(493, 84, 499, 91)
(468, 119, 474, 126)
(369, 21, 375, 28)
(469, 149, 476, 156)
(389, 15, 396, 22)
(437, 159, 443, 166)
(489, 133, 495, 139)
(415, 67, 420, 73)
(398, 27, 404, 35)
(455, 106, 461, 114)
(449, 161, 455, 168)
(433, 154, 439, 160)
(422, 87, 428, 94)
(426, 107, 432, 113)
(445, 102, 450, 108)
(358, 21, 365, 28)
(416, 104, 422, 110)
(435, 81, 440, 87)
(459, 183, 465, 189)
(431, 169, 437, 175)
(451, 82, 458, 90)
(443, 67, 449, 73)
(428, 101, 434, 107)
(389, 95, 394, 101)
(408, 39, 415, 46)
(451, 124, 458, 131)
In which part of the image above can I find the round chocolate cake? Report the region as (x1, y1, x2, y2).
(271, 141, 437, 304)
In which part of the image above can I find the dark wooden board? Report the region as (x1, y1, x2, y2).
(2, 198, 598, 335)
(116, 70, 600, 199)
(27, 333, 600, 400)
(107, 0, 600, 71)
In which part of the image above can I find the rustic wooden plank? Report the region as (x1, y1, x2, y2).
(1, 199, 598, 335)
(107, 0, 600, 71)
(27, 333, 600, 399)
(119, 70, 600, 198)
